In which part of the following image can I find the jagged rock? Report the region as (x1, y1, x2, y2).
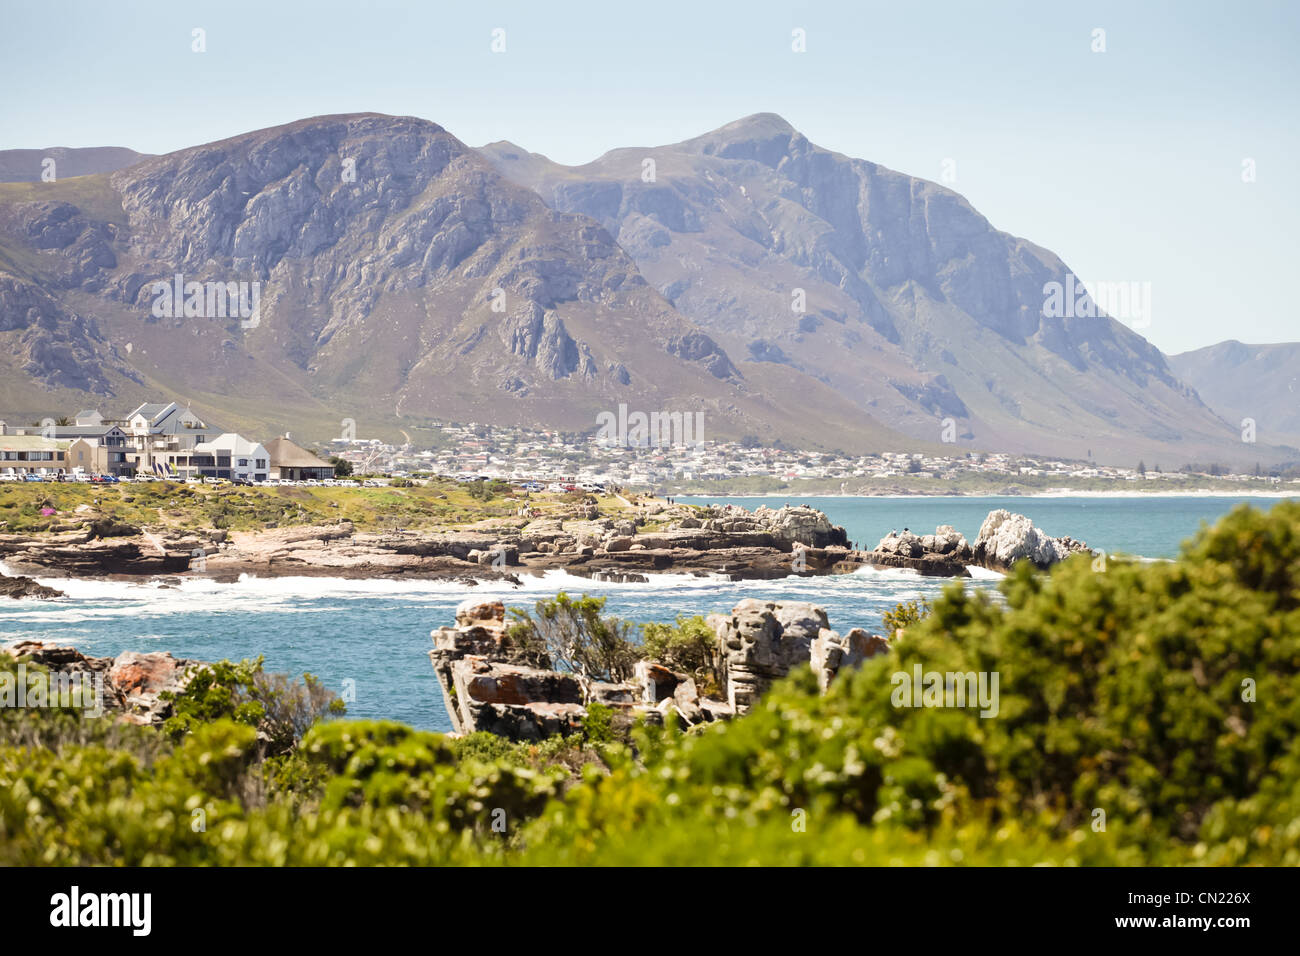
(843, 523, 973, 577)
(445, 657, 587, 739)
(0, 572, 64, 600)
(452, 658, 582, 707)
(875, 524, 968, 559)
(465, 700, 587, 741)
(1, 640, 202, 725)
(634, 660, 690, 704)
(971, 510, 1090, 571)
(429, 597, 883, 737)
(750, 505, 848, 548)
(467, 545, 516, 565)
(108, 651, 199, 725)
(713, 599, 887, 711)
(699, 698, 735, 722)
(3, 640, 90, 667)
(714, 599, 819, 713)
(810, 627, 890, 692)
(586, 681, 638, 707)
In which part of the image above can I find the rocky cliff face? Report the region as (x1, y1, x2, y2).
(481, 113, 1261, 464)
(0, 113, 900, 452)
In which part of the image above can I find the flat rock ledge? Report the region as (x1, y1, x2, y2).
(0, 503, 851, 583)
(1, 505, 1087, 585)
(430, 597, 889, 741)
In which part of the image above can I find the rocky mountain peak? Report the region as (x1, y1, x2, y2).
(683, 112, 801, 167)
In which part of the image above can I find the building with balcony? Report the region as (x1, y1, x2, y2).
(124, 402, 223, 476)
(49, 422, 135, 476)
(152, 433, 269, 481)
(66, 438, 133, 477)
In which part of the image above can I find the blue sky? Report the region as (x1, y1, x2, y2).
(1, 0, 1295, 353)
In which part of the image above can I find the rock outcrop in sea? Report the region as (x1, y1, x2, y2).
(834, 511, 1089, 577)
(839, 524, 973, 576)
(429, 597, 889, 741)
(969, 509, 1091, 571)
(0, 571, 63, 600)
(2, 500, 1086, 586)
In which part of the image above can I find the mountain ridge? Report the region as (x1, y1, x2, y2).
(1170, 340, 1300, 447)
(0, 112, 915, 454)
(0, 111, 1290, 466)
(479, 111, 1276, 465)
(0, 146, 151, 184)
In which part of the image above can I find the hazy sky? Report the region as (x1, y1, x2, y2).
(2, 0, 1295, 354)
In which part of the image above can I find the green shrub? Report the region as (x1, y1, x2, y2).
(161, 657, 344, 754)
(641, 614, 721, 694)
(882, 598, 931, 640)
(506, 591, 641, 681)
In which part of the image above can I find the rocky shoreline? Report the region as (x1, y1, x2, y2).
(1, 501, 1090, 596)
(424, 507, 1096, 741)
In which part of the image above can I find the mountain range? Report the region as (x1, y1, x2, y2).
(0, 113, 1292, 467)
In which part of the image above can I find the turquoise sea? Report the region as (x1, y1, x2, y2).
(0, 495, 1287, 731)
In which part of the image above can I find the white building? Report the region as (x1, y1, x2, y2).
(189, 433, 269, 481)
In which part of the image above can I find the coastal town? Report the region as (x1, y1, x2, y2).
(0, 401, 1293, 494)
(398, 421, 1292, 493)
